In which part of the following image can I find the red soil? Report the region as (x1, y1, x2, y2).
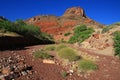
(34, 21, 76, 41)
(0, 45, 120, 80)
(74, 46, 120, 80)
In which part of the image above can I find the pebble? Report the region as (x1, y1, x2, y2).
(69, 70, 74, 76)
(0, 75, 4, 79)
(69, 70, 74, 73)
(96, 56, 99, 59)
(2, 67, 10, 74)
(0, 54, 33, 80)
(21, 71, 27, 76)
(84, 74, 88, 79)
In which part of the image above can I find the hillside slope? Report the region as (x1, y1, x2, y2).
(0, 17, 54, 49)
(26, 7, 104, 41)
(80, 23, 120, 56)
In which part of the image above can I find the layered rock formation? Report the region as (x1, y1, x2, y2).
(26, 7, 104, 41)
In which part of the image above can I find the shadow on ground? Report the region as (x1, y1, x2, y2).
(0, 36, 54, 51)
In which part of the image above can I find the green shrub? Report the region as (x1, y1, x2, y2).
(68, 25, 94, 44)
(113, 31, 120, 58)
(57, 47, 80, 61)
(78, 59, 97, 71)
(0, 19, 41, 36)
(45, 45, 56, 51)
(61, 71, 68, 78)
(102, 22, 120, 33)
(102, 26, 114, 33)
(74, 25, 87, 33)
(14, 20, 41, 36)
(41, 32, 54, 41)
(56, 44, 67, 51)
(114, 22, 120, 26)
(33, 50, 54, 59)
(0, 19, 54, 42)
(0, 20, 14, 31)
(64, 32, 72, 36)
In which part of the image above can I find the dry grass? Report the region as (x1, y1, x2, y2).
(0, 30, 20, 37)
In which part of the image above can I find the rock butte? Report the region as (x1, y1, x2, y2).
(25, 7, 104, 41)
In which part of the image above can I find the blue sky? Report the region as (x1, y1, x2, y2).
(0, 0, 120, 25)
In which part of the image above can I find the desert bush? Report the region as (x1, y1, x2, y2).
(0, 19, 41, 36)
(102, 22, 120, 33)
(0, 20, 14, 31)
(115, 22, 120, 26)
(33, 50, 54, 59)
(113, 31, 120, 58)
(56, 44, 67, 51)
(0, 19, 54, 43)
(64, 32, 71, 36)
(57, 47, 80, 61)
(112, 22, 120, 26)
(78, 59, 97, 71)
(102, 26, 114, 33)
(41, 32, 54, 41)
(14, 20, 41, 36)
(45, 45, 56, 51)
(69, 25, 94, 44)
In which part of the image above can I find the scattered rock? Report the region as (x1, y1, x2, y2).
(0, 75, 4, 80)
(69, 70, 74, 76)
(43, 59, 55, 64)
(0, 54, 33, 80)
(84, 74, 88, 79)
(21, 71, 27, 76)
(96, 56, 99, 59)
(2, 67, 10, 74)
(82, 33, 113, 50)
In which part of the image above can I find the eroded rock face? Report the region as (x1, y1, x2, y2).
(81, 34, 114, 50)
(25, 7, 103, 41)
(63, 7, 86, 18)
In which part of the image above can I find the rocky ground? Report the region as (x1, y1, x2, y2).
(74, 46, 120, 80)
(0, 44, 120, 80)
